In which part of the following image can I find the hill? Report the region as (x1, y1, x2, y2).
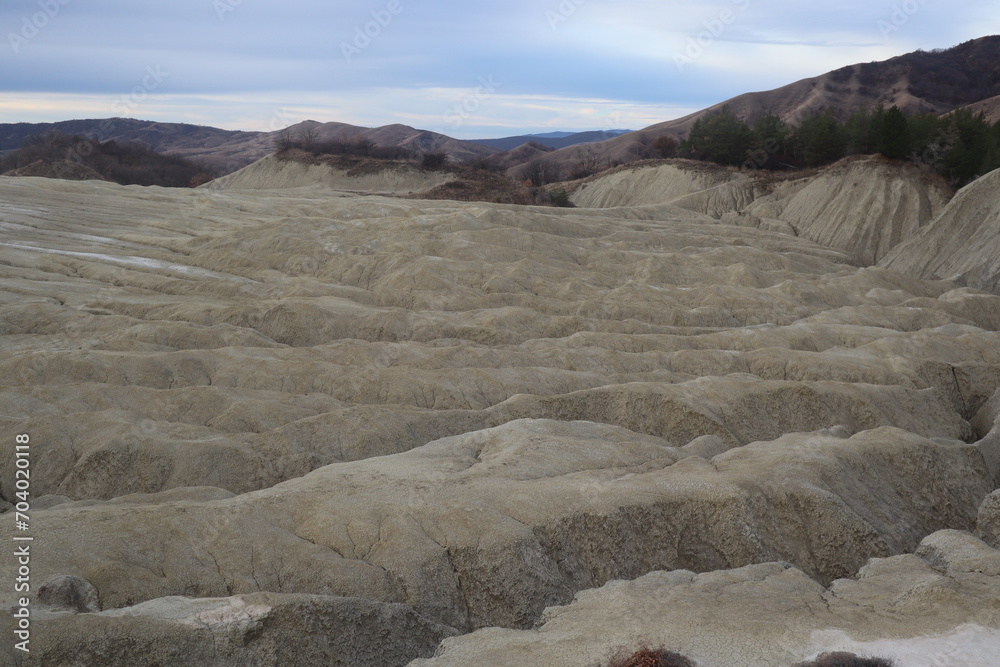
(0, 118, 265, 173)
(567, 155, 955, 265)
(0, 131, 215, 187)
(283, 120, 500, 164)
(960, 94, 1000, 122)
(204, 151, 456, 194)
(205, 146, 567, 206)
(470, 129, 632, 151)
(6, 37, 1000, 183)
(532, 36, 1000, 178)
(880, 166, 1000, 291)
(0, 118, 503, 176)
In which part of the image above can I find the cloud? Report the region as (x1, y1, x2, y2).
(1, 0, 998, 135)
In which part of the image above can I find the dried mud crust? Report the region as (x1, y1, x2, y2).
(1, 174, 999, 666)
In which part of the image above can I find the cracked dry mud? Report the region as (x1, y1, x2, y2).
(1, 157, 1000, 666)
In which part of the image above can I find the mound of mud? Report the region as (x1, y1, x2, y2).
(880, 167, 1000, 292)
(569, 156, 956, 267)
(744, 156, 952, 264)
(569, 161, 748, 209)
(204, 152, 454, 193)
(3, 159, 107, 181)
(413, 530, 1000, 667)
(1, 172, 998, 665)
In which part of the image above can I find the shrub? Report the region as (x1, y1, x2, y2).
(521, 158, 556, 186)
(188, 172, 214, 188)
(465, 154, 506, 172)
(297, 126, 319, 151)
(569, 150, 606, 179)
(421, 151, 448, 169)
(549, 187, 571, 207)
(652, 135, 678, 158)
(349, 137, 375, 156)
(371, 144, 413, 160)
(608, 646, 697, 667)
(795, 651, 895, 667)
(273, 129, 295, 151)
(0, 131, 216, 187)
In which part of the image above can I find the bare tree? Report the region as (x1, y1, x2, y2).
(298, 126, 319, 150)
(522, 159, 554, 186)
(570, 149, 604, 179)
(274, 129, 295, 152)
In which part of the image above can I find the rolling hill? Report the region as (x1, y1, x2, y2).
(470, 129, 632, 151)
(0, 118, 265, 173)
(0, 118, 502, 175)
(531, 35, 1000, 177)
(4, 36, 1000, 187)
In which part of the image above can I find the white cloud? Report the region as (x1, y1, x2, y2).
(0, 0, 997, 135)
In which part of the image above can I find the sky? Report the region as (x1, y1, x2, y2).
(2, 0, 999, 139)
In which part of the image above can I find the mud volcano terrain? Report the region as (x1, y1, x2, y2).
(2, 161, 1000, 666)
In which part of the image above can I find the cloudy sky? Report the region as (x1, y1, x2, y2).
(2, 0, 998, 139)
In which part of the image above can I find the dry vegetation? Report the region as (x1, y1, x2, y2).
(607, 647, 894, 666)
(608, 646, 698, 667)
(0, 130, 216, 187)
(275, 135, 573, 206)
(794, 653, 896, 667)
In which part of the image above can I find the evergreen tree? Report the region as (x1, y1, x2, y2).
(745, 112, 790, 169)
(844, 105, 879, 155)
(876, 105, 911, 159)
(679, 106, 753, 166)
(906, 112, 943, 165)
(794, 111, 846, 166)
(941, 110, 994, 183)
(670, 102, 1000, 184)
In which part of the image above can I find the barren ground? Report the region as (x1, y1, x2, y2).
(1, 161, 999, 666)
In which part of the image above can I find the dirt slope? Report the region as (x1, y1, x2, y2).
(569, 161, 748, 209)
(570, 156, 954, 265)
(203, 153, 454, 193)
(531, 36, 1000, 178)
(413, 530, 1000, 667)
(744, 156, 954, 264)
(959, 93, 1000, 122)
(880, 167, 1000, 291)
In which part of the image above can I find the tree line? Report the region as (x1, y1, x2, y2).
(274, 128, 450, 169)
(0, 131, 216, 187)
(678, 104, 1000, 184)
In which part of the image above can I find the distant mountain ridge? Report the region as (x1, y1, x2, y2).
(470, 129, 632, 151)
(0, 119, 505, 173)
(530, 35, 1000, 176)
(0, 118, 266, 173)
(3, 36, 999, 180)
(0, 118, 637, 176)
